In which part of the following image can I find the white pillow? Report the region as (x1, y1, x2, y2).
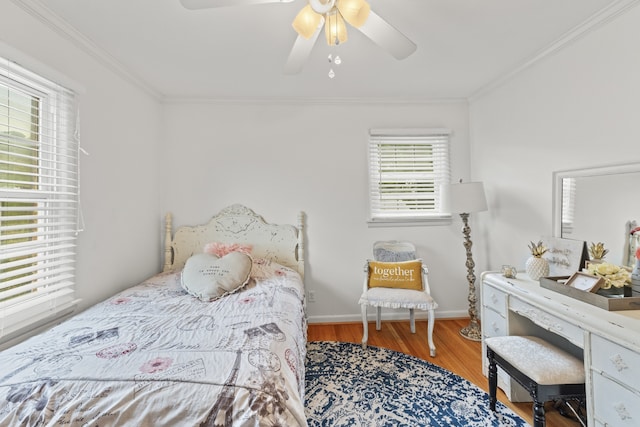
(181, 252, 253, 301)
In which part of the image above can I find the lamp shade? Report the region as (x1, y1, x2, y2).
(337, 0, 370, 28)
(293, 5, 324, 39)
(441, 181, 488, 214)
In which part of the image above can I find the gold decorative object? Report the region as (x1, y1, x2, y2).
(589, 242, 609, 260)
(528, 240, 548, 257)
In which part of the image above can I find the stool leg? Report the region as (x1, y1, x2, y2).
(532, 393, 546, 427)
(487, 348, 497, 412)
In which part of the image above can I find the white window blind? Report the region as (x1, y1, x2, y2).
(0, 56, 80, 343)
(368, 129, 451, 222)
(561, 177, 575, 233)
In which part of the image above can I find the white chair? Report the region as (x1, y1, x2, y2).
(359, 241, 438, 357)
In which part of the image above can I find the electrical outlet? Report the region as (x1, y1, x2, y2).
(308, 290, 316, 303)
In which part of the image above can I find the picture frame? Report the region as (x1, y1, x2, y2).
(541, 236, 589, 276)
(566, 271, 604, 293)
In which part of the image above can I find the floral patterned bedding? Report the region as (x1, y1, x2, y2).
(0, 261, 308, 426)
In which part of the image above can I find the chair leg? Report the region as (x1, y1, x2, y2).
(376, 306, 382, 330)
(361, 304, 368, 349)
(409, 308, 416, 333)
(427, 309, 436, 357)
(487, 348, 497, 412)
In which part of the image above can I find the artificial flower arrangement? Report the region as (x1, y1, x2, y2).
(584, 261, 631, 289)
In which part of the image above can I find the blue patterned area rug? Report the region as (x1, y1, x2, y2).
(305, 341, 529, 427)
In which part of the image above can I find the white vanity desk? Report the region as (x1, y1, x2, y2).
(481, 271, 640, 427)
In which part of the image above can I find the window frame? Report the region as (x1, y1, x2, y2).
(0, 55, 80, 345)
(367, 128, 452, 226)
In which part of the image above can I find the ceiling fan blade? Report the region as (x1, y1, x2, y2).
(284, 21, 323, 74)
(180, 0, 294, 10)
(357, 9, 416, 60)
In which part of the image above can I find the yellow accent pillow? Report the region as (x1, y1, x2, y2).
(368, 260, 423, 290)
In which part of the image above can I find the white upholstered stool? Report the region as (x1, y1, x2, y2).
(486, 335, 586, 427)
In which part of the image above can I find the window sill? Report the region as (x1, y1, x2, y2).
(367, 217, 452, 228)
(0, 303, 79, 350)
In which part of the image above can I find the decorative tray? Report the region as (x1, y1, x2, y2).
(540, 276, 640, 311)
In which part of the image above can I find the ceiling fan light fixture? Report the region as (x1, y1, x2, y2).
(309, 0, 336, 14)
(180, 0, 416, 74)
(336, 0, 370, 28)
(292, 5, 324, 39)
(325, 8, 347, 46)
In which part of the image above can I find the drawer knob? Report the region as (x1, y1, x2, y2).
(491, 294, 498, 304)
(610, 353, 629, 372)
(491, 322, 500, 333)
(614, 403, 632, 420)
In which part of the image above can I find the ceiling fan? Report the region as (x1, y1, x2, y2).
(180, 0, 417, 74)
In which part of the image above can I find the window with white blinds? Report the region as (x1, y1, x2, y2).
(561, 177, 575, 233)
(0, 56, 80, 343)
(368, 129, 451, 223)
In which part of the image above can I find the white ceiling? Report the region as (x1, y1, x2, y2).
(24, 0, 626, 100)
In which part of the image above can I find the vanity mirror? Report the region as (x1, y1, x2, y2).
(552, 162, 640, 268)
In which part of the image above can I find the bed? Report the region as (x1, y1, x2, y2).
(0, 204, 308, 426)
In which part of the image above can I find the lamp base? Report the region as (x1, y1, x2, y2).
(459, 321, 482, 342)
(458, 212, 483, 342)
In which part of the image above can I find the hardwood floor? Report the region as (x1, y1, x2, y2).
(308, 319, 579, 427)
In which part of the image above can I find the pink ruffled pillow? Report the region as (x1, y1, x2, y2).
(203, 242, 253, 258)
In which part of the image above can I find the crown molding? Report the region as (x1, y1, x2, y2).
(161, 96, 469, 106)
(14, 0, 636, 105)
(11, 0, 162, 101)
(469, 0, 640, 103)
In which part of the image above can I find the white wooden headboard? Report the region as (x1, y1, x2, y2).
(163, 204, 305, 279)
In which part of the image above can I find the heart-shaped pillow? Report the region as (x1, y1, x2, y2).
(181, 252, 253, 301)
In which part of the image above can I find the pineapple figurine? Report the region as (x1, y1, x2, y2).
(526, 240, 550, 280)
(589, 242, 609, 263)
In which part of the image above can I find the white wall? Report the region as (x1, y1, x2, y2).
(2, 2, 163, 310)
(161, 100, 473, 322)
(17, 0, 633, 326)
(2, 1, 477, 328)
(470, 5, 640, 273)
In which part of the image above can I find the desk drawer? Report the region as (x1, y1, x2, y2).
(592, 334, 640, 390)
(482, 307, 507, 338)
(593, 371, 640, 426)
(509, 296, 583, 346)
(483, 284, 508, 317)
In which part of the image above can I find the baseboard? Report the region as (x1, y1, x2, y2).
(307, 310, 468, 324)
